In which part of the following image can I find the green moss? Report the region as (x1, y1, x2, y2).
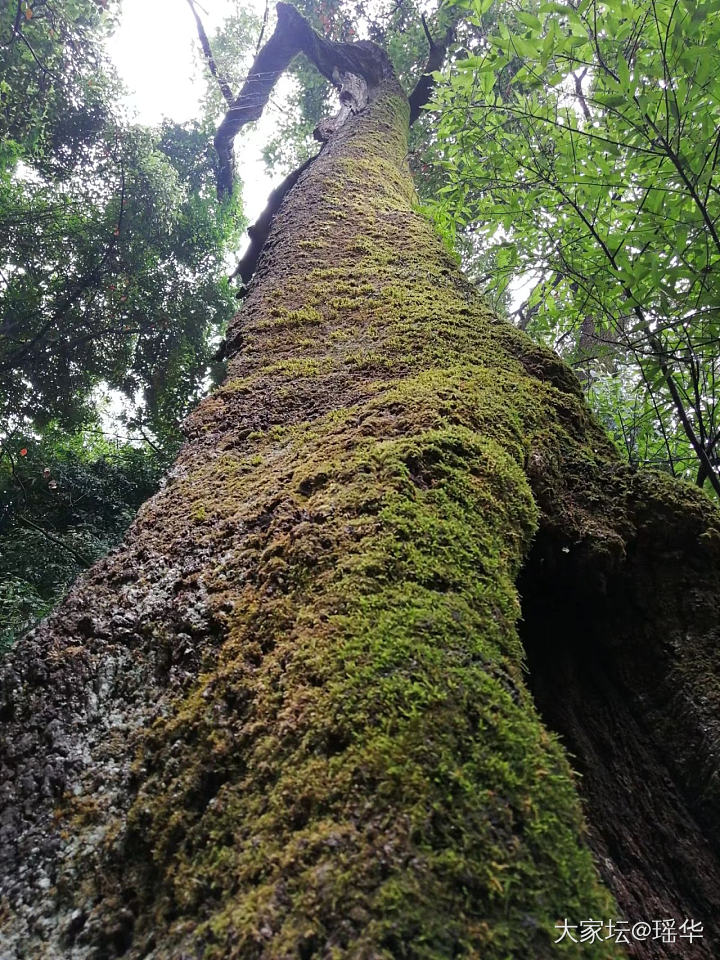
(298, 239, 327, 250)
(261, 357, 335, 378)
(191, 503, 208, 522)
(83, 81, 637, 959)
(265, 306, 325, 328)
(121, 366, 624, 957)
(344, 349, 398, 371)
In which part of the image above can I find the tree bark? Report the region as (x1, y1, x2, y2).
(2, 29, 720, 960)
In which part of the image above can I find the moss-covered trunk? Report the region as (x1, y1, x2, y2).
(2, 76, 720, 960)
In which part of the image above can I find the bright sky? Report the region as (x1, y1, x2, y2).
(107, 0, 276, 222)
(102, 0, 529, 435)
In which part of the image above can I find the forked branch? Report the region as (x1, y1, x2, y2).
(213, 2, 392, 198)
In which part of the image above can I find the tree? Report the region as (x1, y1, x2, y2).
(2, 5, 720, 958)
(431, 0, 720, 496)
(1, 0, 241, 441)
(0, 0, 245, 644)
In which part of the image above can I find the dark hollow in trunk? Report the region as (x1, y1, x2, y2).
(520, 526, 720, 959)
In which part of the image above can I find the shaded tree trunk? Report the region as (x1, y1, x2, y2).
(2, 32, 720, 960)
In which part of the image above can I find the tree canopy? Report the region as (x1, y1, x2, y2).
(1, 0, 243, 439)
(431, 0, 720, 494)
(0, 0, 245, 646)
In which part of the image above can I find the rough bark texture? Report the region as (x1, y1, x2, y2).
(2, 65, 720, 960)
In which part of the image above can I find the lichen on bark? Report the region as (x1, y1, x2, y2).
(2, 18, 720, 960)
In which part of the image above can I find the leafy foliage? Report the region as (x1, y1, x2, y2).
(0, 428, 168, 650)
(0, 0, 247, 647)
(432, 0, 720, 494)
(1, 0, 243, 444)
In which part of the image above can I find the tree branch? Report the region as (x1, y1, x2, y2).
(9, 0, 22, 44)
(18, 515, 92, 569)
(408, 20, 455, 125)
(255, 0, 270, 56)
(185, 0, 234, 106)
(420, 13, 434, 49)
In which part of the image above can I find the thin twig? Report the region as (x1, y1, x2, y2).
(18, 515, 92, 569)
(255, 0, 270, 56)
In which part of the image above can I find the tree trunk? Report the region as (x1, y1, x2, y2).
(2, 69, 720, 960)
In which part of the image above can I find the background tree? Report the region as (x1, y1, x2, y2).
(430, 0, 720, 494)
(2, 6, 720, 959)
(0, 0, 246, 644)
(0, 429, 166, 651)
